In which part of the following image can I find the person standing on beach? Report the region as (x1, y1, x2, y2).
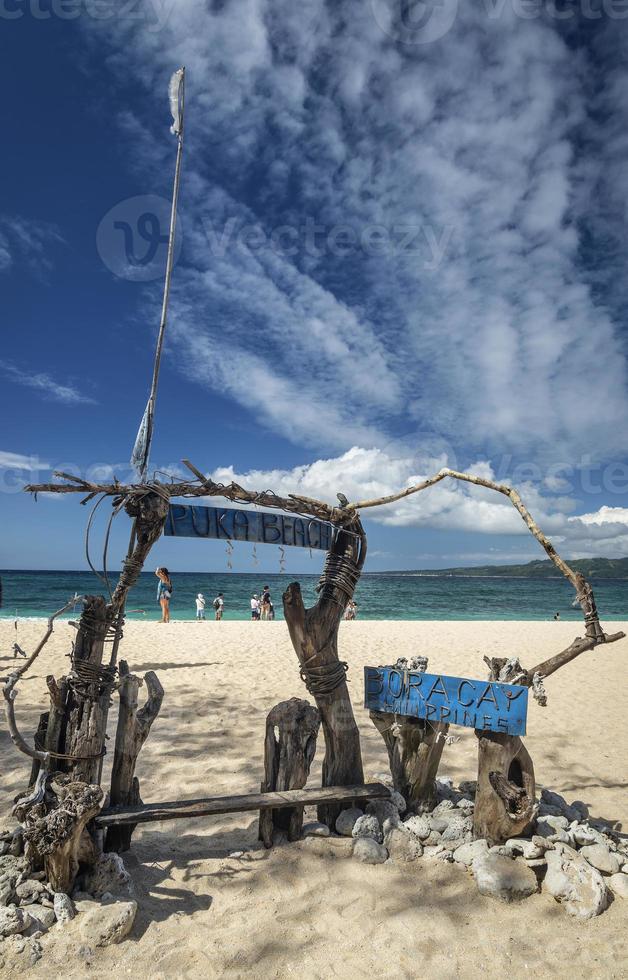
(213, 593, 224, 621)
(260, 585, 272, 621)
(155, 567, 172, 623)
(250, 594, 261, 620)
(195, 593, 206, 620)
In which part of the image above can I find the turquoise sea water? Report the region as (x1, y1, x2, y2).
(0, 570, 626, 622)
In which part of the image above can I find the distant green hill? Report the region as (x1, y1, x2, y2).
(409, 557, 628, 579)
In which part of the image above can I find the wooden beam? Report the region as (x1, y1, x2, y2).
(95, 782, 389, 828)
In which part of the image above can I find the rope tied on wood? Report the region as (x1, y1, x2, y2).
(316, 549, 361, 606)
(299, 653, 349, 697)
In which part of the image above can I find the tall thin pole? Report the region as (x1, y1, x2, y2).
(131, 66, 186, 483)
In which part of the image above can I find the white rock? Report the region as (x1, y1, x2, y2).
(301, 822, 330, 839)
(335, 807, 363, 837)
(608, 873, 628, 899)
(441, 815, 473, 842)
(366, 799, 401, 830)
(473, 853, 538, 902)
(0, 905, 31, 937)
(79, 900, 138, 947)
(384, 828, 423, 863)
(352, 838, 388, 865)
(543, 843, 609, 919)
(453, 839, 489, 868)
(571, 823, 608, 848)
(429, 816, 449, 834)
(505, 837, 547, 861)
(579, 843, 623, 876)
(432, 799, 456, 816)
(25, 904, 56, 933)
(81, 853, 134, 899)
(402, 815, 431, 840)
(623, 863, 628, 874)
(352, 814, 383, 844)
(422, 845, 454, 863)
(53, 892, 75, 923)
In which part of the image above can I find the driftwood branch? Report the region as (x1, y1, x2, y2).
(106, 661, 165, 853)
(2, 597, 84, 765)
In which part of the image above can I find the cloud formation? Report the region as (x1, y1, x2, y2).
(206, 446, 628, 557)
(0, 214, 64, 279)
(84, 2, 628, 467)
(0, 360, 97, 406)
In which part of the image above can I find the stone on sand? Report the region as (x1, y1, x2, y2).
(335, 808, 363, 837)
(608, 873, 628, 899)
(352, 814, 383, 844)
(384, 827, 423, 863)
(473, 853, 538, 902)
(79, 900, 138, 947)
(0, 905, 31, 938)
(352, 838, 388, 865)
(302, 822, 330, 838)
(81, 853, 134, 899)
(579, 844, 622, 876)
(543, 843, 609, 919)
(453, 839, 489, 868)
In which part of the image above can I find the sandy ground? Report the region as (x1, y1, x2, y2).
(1, 618, 627, 979)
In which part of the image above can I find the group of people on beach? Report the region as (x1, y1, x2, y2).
(155, 569, 276, 623)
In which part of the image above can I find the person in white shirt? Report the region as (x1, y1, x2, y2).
(250, 594, 260, 621)
(195, 593, 206, 620)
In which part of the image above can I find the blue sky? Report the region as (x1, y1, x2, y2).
(1, 0, 628, 573)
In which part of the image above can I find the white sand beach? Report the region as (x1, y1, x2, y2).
(1, 619, 627, 979)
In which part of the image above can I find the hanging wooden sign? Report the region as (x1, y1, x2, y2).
(364, 666, 528, 736)
(164, 503, 335, 551)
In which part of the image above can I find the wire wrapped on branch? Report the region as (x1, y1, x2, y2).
(299, 654, 349, 697)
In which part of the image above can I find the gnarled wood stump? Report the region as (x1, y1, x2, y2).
(21, 777, 104, 893)
(283, 521, 366, 828)
(258, 697, 321, 847)
(105, 661, 164, 853)
(369, 712, 448, 812)
(473, 731, 536, 845)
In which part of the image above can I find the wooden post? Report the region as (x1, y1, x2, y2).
(473, 731, 536, 845)
(258, 697, 321, 847)
(105, 661, 164, 853)
(369, 711, 448, 812)
(283, 521, 366, 829)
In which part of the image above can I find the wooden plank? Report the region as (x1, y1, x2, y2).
(364, 666, 528, 736)
(94, 782, 389, 828)
(164, 503, 334, 551)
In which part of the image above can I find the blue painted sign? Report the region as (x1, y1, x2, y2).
(364, 666, 528, 736)
(164, 504, 335, 552)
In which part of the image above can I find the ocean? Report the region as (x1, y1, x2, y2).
(0, 569, 626, 622)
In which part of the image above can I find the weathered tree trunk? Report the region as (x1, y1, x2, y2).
(21, 778, 104, 893)
(258, 697, 321, 847)
(106, 661, 164, 853)
(283, 521, 366, 828)
(369, 712, 448, 812)
(473, 731, 536, 845)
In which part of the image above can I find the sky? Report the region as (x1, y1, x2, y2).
(1, 0, 628, 573)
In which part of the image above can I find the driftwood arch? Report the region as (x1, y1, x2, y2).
(1, 461, 624, 887)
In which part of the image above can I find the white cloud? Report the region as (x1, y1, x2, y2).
(0, 215, 64, 279)
(0, 361, 96, 406)
(573, 506, 628, 526)
(80, 3, 628, 464)
(204, 446, 628, 558)
(0, 451, 50, 470)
